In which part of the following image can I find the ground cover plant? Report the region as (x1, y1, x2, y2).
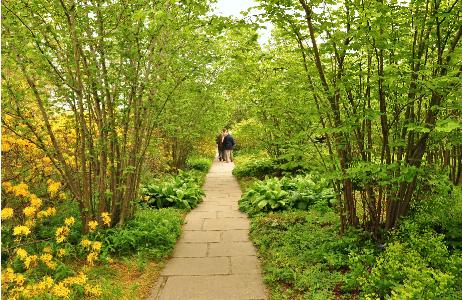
(232, 154, 276, 179)
(140, 170, 205, 210)
(239, 174, 335, 216)
(186, 156, 213, 173)
(249, 210, 364, 300)
(238, 163, 462, 299)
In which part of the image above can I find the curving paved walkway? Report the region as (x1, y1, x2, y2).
(148, 161, 267, 300)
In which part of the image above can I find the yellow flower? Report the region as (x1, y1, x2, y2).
(29, 194, 43, 208)
(13, 225, 31, 237)
(43, 246, 52, 253)
(44, 166, 53, 175)
(62, 272, 87, 286)
(25, 219, 35, 228)
(37, 276, 54, 290)
(40, 253, 53, 262)
(16, 248, 28, 260)
(2, 181, 13, 192)
(101, 212, 111, 226)
(58, 192, 67, 201)
(3, 267, 15, 283)
(1, 141, 11, 152)
(23, 206, 36, 218)
(46, 207, 57, 216)
(84, 284, 102, 297)
(15, 273, 25, 285)
(88, 220, 98, 232)
(81, 239, 91, 248)
(1, 207, 14, 220)
(37, 210, 48, 219)
(55, 226, 70, 243)
(11, 182, 30, 197)
(91, 241, 102, 252)
(86, 252, 98, 266)
(64, 217, 75, 226)
(22, 285, 35, 298)
(57, 248, 67, 257)
(40, 253, 56, 269)
(51, 283, 70, 298)
(24, 255, 38, 269)
(38, 207, 57, 218)
(47, 179, 61, 198)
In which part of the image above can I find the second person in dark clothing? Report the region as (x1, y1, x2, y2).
(222, 130, 235, 163)
(216, 129, 226, 161)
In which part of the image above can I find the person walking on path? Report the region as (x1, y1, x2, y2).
(222, 130, 235, 163)
(216, 129, 226, 161)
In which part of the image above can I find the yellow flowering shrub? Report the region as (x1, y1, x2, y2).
(23, 206, 36, 218)
(13, 225, 31, 237)
(47, 179, 62, 198)
(1, 186, 104, 299)
(2, 115, 111, 299)
(88, 220, 98, 232)
(101, 212, 111, 226)
(1, 207, 14, 220)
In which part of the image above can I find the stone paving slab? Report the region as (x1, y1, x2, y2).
(182, 231, 222, 243)
(231, 256, 263, 274)
(185, 211, 217, 221)
(149, 161, 267, 300)
(158, 274, 267, 300)
(217, 211, 247, 218)
(203, 218, 250, 230)
(208, 241, 256, 257)
(222, 230, 251, 242)
(172, 243, 208, 257)
(161, 257, 230, 276)
(183, 219, 204, 231)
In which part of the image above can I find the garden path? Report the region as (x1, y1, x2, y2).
(148, 160, 267, 300)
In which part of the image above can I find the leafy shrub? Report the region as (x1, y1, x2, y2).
(346, 215, 462, 299)
(231, 118, 266, 152)
(233, 151, 316, 179)
(356, 234, 461, 299)
(186, 156, 212, 172)
(410, 182, 462, 250)
(272, 145, 312, 175)
(232, 156, 275, 179)
(100, 208, 183, 259)
(140, 170, 205, 210)
(239, 174, 335, 216)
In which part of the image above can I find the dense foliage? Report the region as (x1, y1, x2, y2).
(221, 0, 462, 236)
(2, 0, 462, 299)
(140, 171, 205, 210)
(239, 174, 335, 216)
(186, 156, 213, 173)
(100, 208, 183, 258)
(247, 189, 462, 299)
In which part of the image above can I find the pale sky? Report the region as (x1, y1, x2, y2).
(212, 0, 273, 45)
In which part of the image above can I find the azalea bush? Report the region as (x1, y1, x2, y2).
(1, 182, 110, 299)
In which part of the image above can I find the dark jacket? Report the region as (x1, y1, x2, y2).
(216, 134, 224, 151)
(222, 135, 235, 150)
